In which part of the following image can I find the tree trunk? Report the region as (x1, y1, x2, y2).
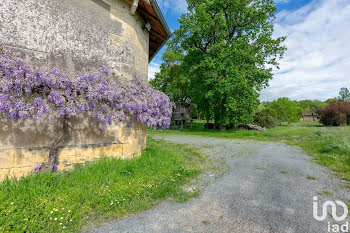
(41, 117, 68, 172)
(214, 117, 218, 129)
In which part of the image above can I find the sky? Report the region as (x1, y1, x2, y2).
(149, 0, 350, 101)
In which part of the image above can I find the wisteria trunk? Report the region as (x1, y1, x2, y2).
(41, 117, 69, 172)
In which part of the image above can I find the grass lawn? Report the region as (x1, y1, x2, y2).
(149, 121, 350, 186)
(0, 138, 205, 233)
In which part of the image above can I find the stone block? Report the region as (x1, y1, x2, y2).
(0, 168, 10, 180)
(0, 154, 12, 169)
(8, 167, 34, 179)
(123, 143, 142, 158)
(56, 143, 123, 170)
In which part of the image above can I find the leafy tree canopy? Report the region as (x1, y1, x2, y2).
(163, 0, 286, 126)
(338, 87, 350, 102)
(150, 49, 189, 103)
(297, 100, 327, 113)
(269, 98, 302, 123)
(260, 98, 302, 125)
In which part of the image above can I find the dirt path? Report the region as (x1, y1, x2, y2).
(88, 135, 349, 233)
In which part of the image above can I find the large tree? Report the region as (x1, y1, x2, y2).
(150, 49, 189, 103)
(168, 0, 286, 127)
(338, 87, 350, 102)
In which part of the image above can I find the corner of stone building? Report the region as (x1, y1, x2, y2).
(0, 120, 147, 181)
(0, 0, 151, 181)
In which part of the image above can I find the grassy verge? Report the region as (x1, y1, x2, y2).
(150, 121, 350, 185)
(0, 138, 205, 233)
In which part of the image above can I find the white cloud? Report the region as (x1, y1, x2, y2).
(260, 0, 350, 101)
(156, 0, 188, 14)
(148, 62, 161, 81)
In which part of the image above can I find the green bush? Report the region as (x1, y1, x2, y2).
(253, 111, 276, 128)
(254, 98, 302, 128)
(267, 98, 302, 124)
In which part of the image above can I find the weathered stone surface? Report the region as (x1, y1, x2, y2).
(0, 169, 10, 180)
(0, 118, 147, 180)
(122, 128, 147, 158)
(8, 167, 34, 179)
(56, 143, 124, 170)
(0, 0, 149, 80)
(0, 140, 137, 180)
(0, 0, 149, 180)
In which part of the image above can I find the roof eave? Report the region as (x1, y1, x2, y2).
(148, 0, 172, 62)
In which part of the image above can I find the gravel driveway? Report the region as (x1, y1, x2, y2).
(88, 135, 349, 233)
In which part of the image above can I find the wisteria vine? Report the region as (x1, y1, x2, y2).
(0, 43, 172, 131)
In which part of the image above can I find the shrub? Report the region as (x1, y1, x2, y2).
(317, 102, 350, 126)
(253, 97, 302, 128)
(267, 98, 302, 124)
(253, 111, 276, 128)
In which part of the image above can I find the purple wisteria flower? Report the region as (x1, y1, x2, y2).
(33, 163, 42, 173)
(53, 164, 58, 172)
(0, 43, 172, 130)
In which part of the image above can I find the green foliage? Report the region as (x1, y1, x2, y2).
(297, 100, 327, 113)
(254, 98, 302, 127)
(150, 50, 189, 103)
(154, 0, 286, 127)
(0, 139, 204, 232)
(306, 176, 319, 180)
(253, 109, 276, 128)
(338, 87, 350, 102)
(266, 98, 302, 124)
(323, 87, 350, 104)
(325, 98, 340, 104)
(318, 190, 334, 196)
(202, 219, 211, 225)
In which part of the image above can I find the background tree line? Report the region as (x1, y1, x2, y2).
(150, 0, 350, 129)
(253, 87, 350, 128)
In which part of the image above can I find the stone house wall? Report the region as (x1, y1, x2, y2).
(0, 0, 150, 180)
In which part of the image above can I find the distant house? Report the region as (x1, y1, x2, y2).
(0, 0, 171, 179)
(301, 112, 318, 121)
(173, 103, 193, 129)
